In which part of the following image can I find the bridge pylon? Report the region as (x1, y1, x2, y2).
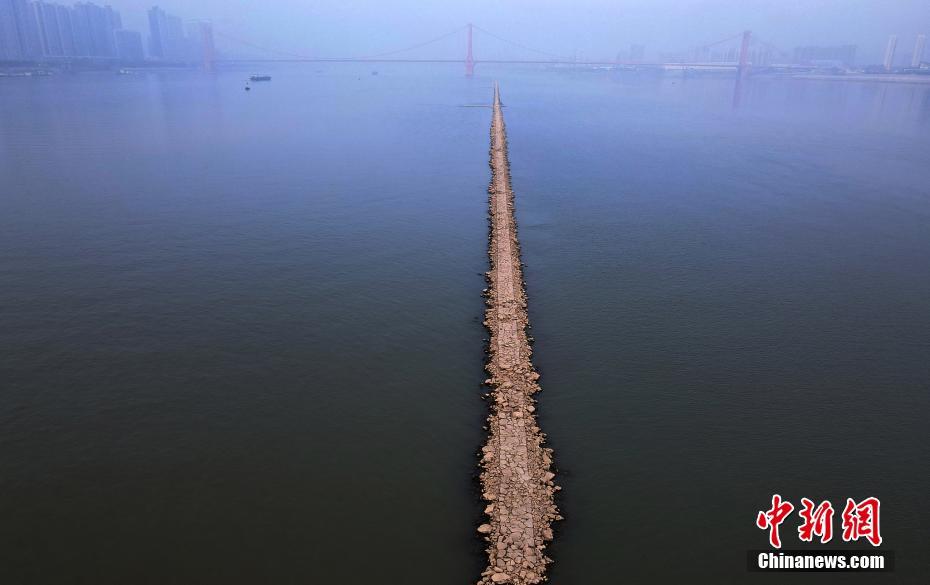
(738, 30, 752, 76)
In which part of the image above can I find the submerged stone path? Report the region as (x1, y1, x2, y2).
(477, 84, 560, 585)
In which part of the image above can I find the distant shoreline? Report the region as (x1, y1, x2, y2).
(4, 60, 930, 86)
(786, 73, 930, 84)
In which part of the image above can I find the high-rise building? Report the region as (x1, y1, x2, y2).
(70, 2, 119, 58)
(105, 3, 118, 30)
(34, 1, 64, 56)
(146, 5, 163, 57)
(148, 6, 187, 61)
(164, 12, 184, 59)
(55, 4, 75, 55)
(114, 28, 142, 61)
(0, 0, 22, 59)
(184, 20, 214, 69)
(90, 2, 115, 56)
(70, 3, 91, 55)
(2, 0, 155, 62)
(913, 35, 927, 68)
(884, 35, 898, 70)
(6, 0, 43, 58)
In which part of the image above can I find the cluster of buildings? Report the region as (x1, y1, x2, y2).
(881, 34, 927, 71)
(147, 6, 213, 64)
(693, 46, 777, 66)
(793, 45, 858, 67)
(0, 0, 139, 60)
(0, 1, 214, 65)
(793, 35, 927, 71)
(617, 32, 928, 73)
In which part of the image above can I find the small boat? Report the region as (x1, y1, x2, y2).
(249, 74, 271, 82)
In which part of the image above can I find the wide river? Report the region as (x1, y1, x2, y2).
(2, 65, 928, 584)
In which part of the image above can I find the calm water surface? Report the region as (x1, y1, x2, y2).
(1, 66, 928, 584)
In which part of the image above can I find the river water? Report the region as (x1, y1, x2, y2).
(1, 65, 928, 584)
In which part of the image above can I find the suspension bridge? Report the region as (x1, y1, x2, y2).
(212, 24, 795, 77)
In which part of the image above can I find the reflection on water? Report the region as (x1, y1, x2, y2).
(1, 66, 929, 585)
(732, 71, 744, 110)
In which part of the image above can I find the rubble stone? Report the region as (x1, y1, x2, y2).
(477, 84, 559, 585)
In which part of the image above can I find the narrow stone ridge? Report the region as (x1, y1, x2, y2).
(477, 84, 560, 585)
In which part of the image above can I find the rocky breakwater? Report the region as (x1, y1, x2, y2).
(477, 84, 561, 585)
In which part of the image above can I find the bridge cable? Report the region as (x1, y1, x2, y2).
(216, 26, 467, 61)
(214, 30, 314, 60)
(471, 25, 574, 61)
(752, 36, 793, 59)
(693, 32, 746, 52)
(357, 25, 468, 59)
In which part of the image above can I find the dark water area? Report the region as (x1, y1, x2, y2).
(1, 65, 928, 584)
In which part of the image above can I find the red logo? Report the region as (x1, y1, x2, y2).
(841, 497, 882, 546)
(756, 494, 794, 549)
(756, 496, 882, 548)
(798, 498, 834, 544)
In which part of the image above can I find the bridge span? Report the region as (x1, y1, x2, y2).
(214, 26, 771, 77)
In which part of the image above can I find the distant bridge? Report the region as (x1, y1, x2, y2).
(214, 25, 790, 77)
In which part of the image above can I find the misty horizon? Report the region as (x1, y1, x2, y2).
(95, 0, 929, 65)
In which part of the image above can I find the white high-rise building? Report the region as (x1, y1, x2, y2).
(883, 35, 898, 70)
(912, 35, 926, 68)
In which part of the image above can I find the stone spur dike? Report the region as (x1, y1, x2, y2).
(476, 83, 561, 585)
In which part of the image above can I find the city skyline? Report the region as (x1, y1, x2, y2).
(2, 1, 928, 68)
(100, 0, 930, 66)
(0, 1, 210, 62)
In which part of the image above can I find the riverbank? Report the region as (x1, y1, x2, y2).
(477, 84, 561, 585)
(789, 73, 930, 84)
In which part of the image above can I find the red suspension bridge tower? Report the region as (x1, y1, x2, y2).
(200, 21, 216, 72)
(465, 23, 475, 76)
(732, 30, 753, 110)
(738, 30, 752, 76)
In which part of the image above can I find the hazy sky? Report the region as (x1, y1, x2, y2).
(109, 0, 929, 63)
